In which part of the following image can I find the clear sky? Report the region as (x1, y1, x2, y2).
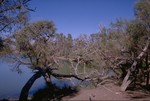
(29, 0, 137, 38)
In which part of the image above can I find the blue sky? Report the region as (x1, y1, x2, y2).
(29, 0, 137, 38)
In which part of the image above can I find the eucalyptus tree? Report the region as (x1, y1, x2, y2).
(54, 33, 73, 57)
(0, 0, 30, 33)
(135, 0, 150, 30)
(6, 20, 85, 101)
(136, 0, 150, 86)
(0, 0, 31, 57)
(120, 0, 150, 91)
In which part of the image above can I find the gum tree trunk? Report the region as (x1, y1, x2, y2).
(146, 52, 149, 86)
(121, 38, 150, 91)
(19, 72, 42, 101)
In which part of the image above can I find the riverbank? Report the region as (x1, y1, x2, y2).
(1, 83, 150, 101)
(65, 83, 150, 100)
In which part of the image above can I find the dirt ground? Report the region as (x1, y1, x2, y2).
(64, 83, 150, 101)
(2, 83, 150, 101)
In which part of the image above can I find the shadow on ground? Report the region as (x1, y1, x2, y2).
(126, 84, 150, 100)
(31, 83, 79, 101)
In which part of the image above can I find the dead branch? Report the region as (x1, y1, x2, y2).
(51, 72, 88, 81)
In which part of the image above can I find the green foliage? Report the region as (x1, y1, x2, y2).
(12, 20, 57, 67)
(135, 0, 150, 26)
(0, 0, 30, 33)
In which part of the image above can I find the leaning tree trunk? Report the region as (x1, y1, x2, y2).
(121, 38, 150, 91)
(146, 52, 149, 86)
(19, 72, 42, 101)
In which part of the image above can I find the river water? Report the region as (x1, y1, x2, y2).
(0, 59, 74, 99)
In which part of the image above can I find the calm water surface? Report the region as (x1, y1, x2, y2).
(0, 59, 74, 99)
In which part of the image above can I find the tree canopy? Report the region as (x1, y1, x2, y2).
(0, 0, 30, 33)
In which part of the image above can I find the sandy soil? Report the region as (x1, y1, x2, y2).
(2, 83, 150, 101)
(64, 83, 150, 101)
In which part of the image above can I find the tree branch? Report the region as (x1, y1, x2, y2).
(0, 5, 22, 13)
(51, 72, 88, 81)
(121, 38, 150, 91)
